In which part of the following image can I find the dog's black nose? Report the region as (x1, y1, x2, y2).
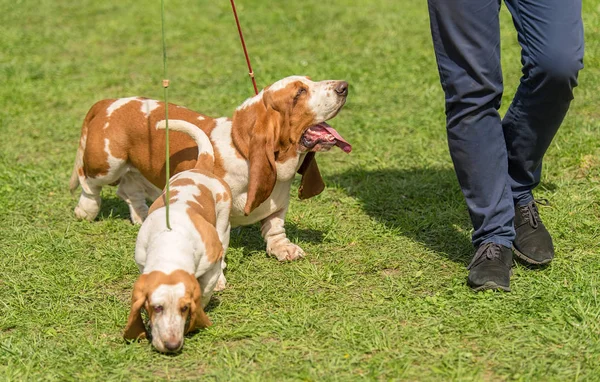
(164, 340, 182, 352)
(334, 81, 348, 96)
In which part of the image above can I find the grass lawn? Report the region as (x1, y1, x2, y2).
(1, 0, 600, 380)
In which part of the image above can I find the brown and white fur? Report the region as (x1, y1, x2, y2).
(70, 76, 349, 261)
(123, 123, 231, 353)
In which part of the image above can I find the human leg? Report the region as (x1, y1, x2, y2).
(503, 0, 584, 263)
(503, 0, 584, 205)
(428, 0, 514, 290)
(428, 0, 514, 248)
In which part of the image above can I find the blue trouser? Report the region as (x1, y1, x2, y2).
(427, 0, 584, 248)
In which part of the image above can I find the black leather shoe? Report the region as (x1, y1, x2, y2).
(467, 243, 513, 292)
(513, 200, 554, 265)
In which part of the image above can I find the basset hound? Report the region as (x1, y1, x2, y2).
(123, 121, 231, 353)
(70, 76, 351, 261)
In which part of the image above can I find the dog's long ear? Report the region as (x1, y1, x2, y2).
(187, 278, 212, 333)
(297, 152, 325, 199)
(123, 275, 148, 341)
(244, 107, 279, 215)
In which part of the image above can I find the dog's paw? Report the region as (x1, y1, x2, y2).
(267, 242, 305, 261)
(74, 205, 98, 221)
(214, 273, 227, 291)
(126, 204, 148, 225)
(129, 213, 145, 225)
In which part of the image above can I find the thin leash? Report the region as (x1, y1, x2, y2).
(230, 0, 259, 95)
(159, 0, 257, 230)
(160, 0, 171, 230)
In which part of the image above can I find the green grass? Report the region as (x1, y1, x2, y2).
(1, 0, 600, 380)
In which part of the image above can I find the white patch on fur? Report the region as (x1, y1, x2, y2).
(210, 119, 237, 159)
(104, 138, 126, 170)
(210, 118, 247, 196)
(149, 282, 187, 353)
(141, 99, 160, 117)
(269, 76, 308, 92)
(103, 122, 109, 130)
(307, 80, 345, 123)
(197, 115, 205, 121)
(275, 155, 302, 182)
(150, 282, 185, 305)
(106, 97, 139, 117)
(236, 90, 264, 110)
(210, 118, 250, 218)
(138, 229, 196, 275)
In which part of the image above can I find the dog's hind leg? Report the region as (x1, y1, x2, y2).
(116, 171, 151, 224)
(141, 174, 162, 203)
(213, 189, 232, 292)
(74, 182, 102, 221)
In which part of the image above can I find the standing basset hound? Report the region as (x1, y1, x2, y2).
(123, 121, 231, 353)
(70, 76, 351, 261)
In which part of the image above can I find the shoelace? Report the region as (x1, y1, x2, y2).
(519, 199, 549, 229)
(519, 203, 539, 229)
(467, 242, 501, 270)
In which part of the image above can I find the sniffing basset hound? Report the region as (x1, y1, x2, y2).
(70, 76, 351, 261)
(123, 121, 231, 353)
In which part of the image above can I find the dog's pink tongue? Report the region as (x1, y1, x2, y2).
(319, 122, 352, 153)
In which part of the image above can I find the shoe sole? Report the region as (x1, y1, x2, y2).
(512, 245, 553, 266)
(469, 281, 511, 292)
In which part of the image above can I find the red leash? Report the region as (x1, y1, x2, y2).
(230, 0, 259, 95)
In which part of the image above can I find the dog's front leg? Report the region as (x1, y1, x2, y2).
(260, 207, 305, 261)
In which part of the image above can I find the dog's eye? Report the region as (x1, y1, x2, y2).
(181, 305, 189, 313)
(294, 88, 307, 106)
(154, 305, 163, 313)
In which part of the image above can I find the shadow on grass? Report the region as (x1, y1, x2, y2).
(328, 167, 475, 265)
(97, 195, 130, 221)
(204, 296, 222, 312)
(93, 169, 474, 266)
(229, 223, 325, 260)
(93, 175, 558, 267)
(95, 195, 325, 260)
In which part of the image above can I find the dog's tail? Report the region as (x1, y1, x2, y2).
(69, 114, 92, 194)
(155, 120, 214, 172)
(69, 146, 83, 193)
(70, 102, 108, 195)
